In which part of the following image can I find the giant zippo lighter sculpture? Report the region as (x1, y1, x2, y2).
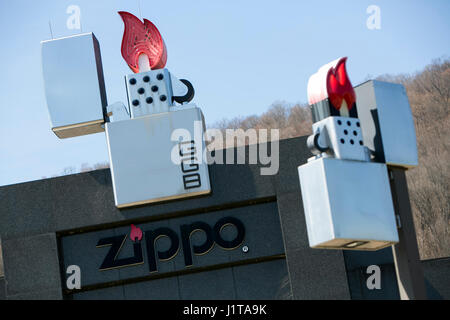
(298, 57, 418, 251)
(41, 11, 211, 208)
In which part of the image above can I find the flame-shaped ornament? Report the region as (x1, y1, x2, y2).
(307, 57, 356, 112)
(130, 224, 143, 242)
(118, 11, 167, 73)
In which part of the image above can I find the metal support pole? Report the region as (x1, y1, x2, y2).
(389, 167, 427, 300)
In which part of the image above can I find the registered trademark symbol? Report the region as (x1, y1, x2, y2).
(242, 245, 249, 253)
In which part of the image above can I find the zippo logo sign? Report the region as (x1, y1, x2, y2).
(97, 216, 245, 273)
(60, 202, 285, 290)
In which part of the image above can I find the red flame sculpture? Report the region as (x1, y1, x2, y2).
(118, 11, 167, 73)
(326, 57, 356, 111)
(307, 57, 356, 111)
(130, 224, 143, 242)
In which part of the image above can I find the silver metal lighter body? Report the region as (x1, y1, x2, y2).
(41, 31, 211, 208)
(105, 105, 211, 208)
(298, 157, 398, 250)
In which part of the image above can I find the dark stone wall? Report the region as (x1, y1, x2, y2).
(71, 259, 290, 300)
(423, 258, 450, 300)
(0, 277, 5, 300)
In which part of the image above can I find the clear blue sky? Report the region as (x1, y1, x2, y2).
(0, 0, 449, 186)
